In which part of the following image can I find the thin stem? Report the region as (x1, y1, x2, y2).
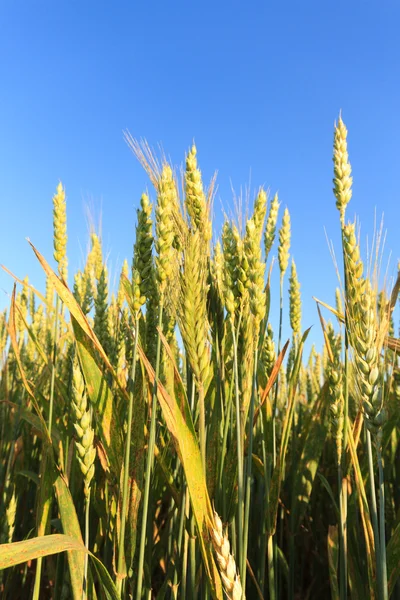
(337, 462, 347, 600)
(231, 319, 244, 582)
(136, 303, 164, 600)
(33, 294, 60, 600)
(173, 487, 186, 590)
(366, 428, 382, 597)
(181, 491, 190, 600)
(188, 377, 197, 599)
(241, 345, 258, 596)
(377, 441, 388, 600)
(82, 488, 91, 600)
(48, 294, 60, 437)
(117, 313, 140, 595)
(198, 385, 206, 472)
(268, 534, 276, 600)
(272, 275, 284, 469)
(340, 222, 349, 600)
(259, 414, 269, 596)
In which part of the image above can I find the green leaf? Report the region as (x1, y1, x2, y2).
(0, 534, 121, 600)
(53, 470, 86, 599)
(317, 472, 339, 521)
(0, 534, 86, 570)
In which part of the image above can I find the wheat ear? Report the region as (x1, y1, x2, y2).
(210, 511, 244, 600)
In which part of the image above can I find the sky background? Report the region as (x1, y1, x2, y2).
(0, 1, 399, 348)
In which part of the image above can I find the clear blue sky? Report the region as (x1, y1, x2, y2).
(0, 1, 399, 344)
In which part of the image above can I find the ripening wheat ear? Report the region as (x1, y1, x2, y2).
(185, 144, 212, 243)
(289, 259, 302, 337)
(210, 511, 243, 600)
(278, 208, 291, 278)
(264, 192, 279, 260)
(71, 359, 96, 497)
(252, 188, 267, 241)
(155, 165, 177, 299)
(52, 182, 68, 280)
(333, 115, 352, 226)
(244, 217, 266, 330)
(325, 324, 344, 465)
(177, 230, 210, 389)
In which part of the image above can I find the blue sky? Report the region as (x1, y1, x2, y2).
(0, 1, 399, 345)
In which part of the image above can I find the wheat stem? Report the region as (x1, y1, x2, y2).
(136, 303, 163, 600)
(117, 313, 140, 594)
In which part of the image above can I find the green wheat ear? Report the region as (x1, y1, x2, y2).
(133, 192, 154, 302)
(94, 266, 111, 355)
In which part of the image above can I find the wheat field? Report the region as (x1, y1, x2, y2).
(0, 117, 399, 600)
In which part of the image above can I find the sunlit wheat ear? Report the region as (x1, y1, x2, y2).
(244, 217, 266, 329)
(343, 222, 389, 438)
(52, 182, 68, 280)
(278, 208, 291, 278)
(115, 259, 129, 309)
(333, 115, 352, 226)
(71, 359, 96, 498)
(264, 192, 280, 260)
(211, 240, 225, 302)
(155, 165, 177, 299)
(185, 144, 212, 242)
(343, 222, 365, 308)
(352, 281, 386, 439)
(252, 187, 267, 241)
(210, 511, 244, 600)
(289, 259, 302, 336)
(177, 230, 210, 388)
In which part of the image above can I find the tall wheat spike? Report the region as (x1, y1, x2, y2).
(333, 116, 352, 226)
(53, 182, 68, 280)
